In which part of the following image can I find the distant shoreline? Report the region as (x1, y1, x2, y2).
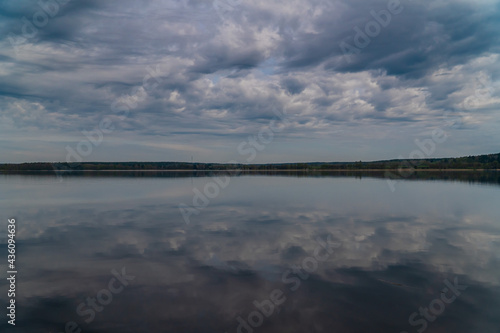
(1, 153, 499, 172)
(1, 169, 499, 172)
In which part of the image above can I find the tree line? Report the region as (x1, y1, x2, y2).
(1, 153, 499, 171)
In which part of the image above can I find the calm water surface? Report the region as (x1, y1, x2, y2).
(1, 172, 499, 333)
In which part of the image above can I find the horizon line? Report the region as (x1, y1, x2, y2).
(1, 151, 499, 165)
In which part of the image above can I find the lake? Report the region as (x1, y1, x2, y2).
(1, 171, 499, 333)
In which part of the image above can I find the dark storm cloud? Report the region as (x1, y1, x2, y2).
(282, 1, 500, 77)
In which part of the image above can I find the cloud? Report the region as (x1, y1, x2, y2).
(0, 0, 499, 162)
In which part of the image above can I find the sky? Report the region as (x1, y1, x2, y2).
(0, 0, 499, 163)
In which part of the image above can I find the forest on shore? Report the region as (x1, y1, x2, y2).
(1, 153, 499, 172)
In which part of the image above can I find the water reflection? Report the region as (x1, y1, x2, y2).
(2, 170, 500, 186)
(0, 174, 499, 333)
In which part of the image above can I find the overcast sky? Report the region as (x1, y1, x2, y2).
(1, 0, 499, 163)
